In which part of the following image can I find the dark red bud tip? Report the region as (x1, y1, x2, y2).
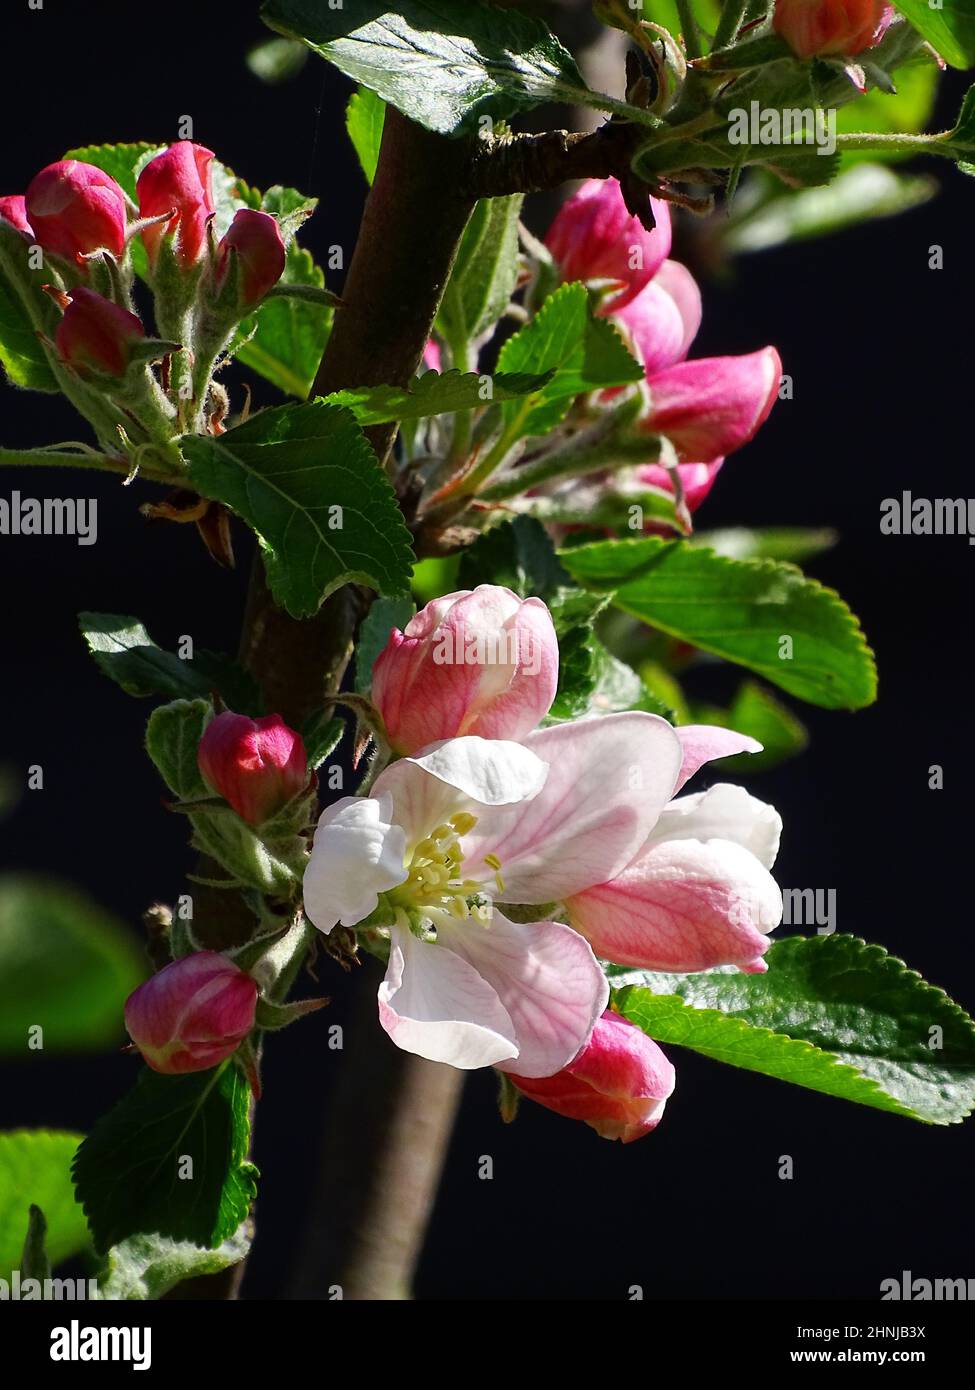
(197, 709, 308, 825)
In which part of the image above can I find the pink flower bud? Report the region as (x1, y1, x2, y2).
(637, 458, 724, 514)
(25, 160, 127, 264)
(55, 287, 146, 378)
(124, 952, 258, 1075)
(613, 259, 702, 378)
(136, 140, 215, 269)
(216, 208, 286, 307)
(773, 0, 893, 58)
(643, 346, 782, 461)
(545, 178, 672, 313)
(198, 711, 308, 825)
(510, 1010, 675, 1143)
(0, 195, 33, 237)
(371, 585, 559, 755)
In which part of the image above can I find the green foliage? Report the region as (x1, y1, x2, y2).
(73, 1063, 258, 1254)
(324, 369, 554, 425)
(355, 596, 416, 694)
(0, 877, 144, 1055)
(612, 935, 975, 1124)
(346, 86, 386, 182)
(80, 613, 262, 712)
(0, 1131, 90, 1278)
(496, 283, 644, 437)
(893, 0, 975, 69)
(261, 0, 595, 136)
(436, 195, 524, 350)
(182, 401, 415, 618)
(94, 1226, 251, 1300)
(145, 699, 211, 802)
(559, 538, 877, 710)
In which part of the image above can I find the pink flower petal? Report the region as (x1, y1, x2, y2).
(615, 258, 702, 376)
(645, 347, 781, 461)
(463, 712, 683, 903)
(567, 836, 782, 973)
(378, 925, 519, 1069)
(674, 724, 762, 792)
(438, 913, 609, 1078)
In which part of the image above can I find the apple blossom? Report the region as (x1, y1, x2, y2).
(371, 585, 559, 755)
(303, 717, 685, 1074)
(0, 195, 32, 237)
(566, 728, 784, 974)
(509, 1009, 675, 1142)
(215, 208, 286, 308)
(198, 710, 308, 825)
(545, 177, 672, 313)
(25, 160, 127, 264)
(55, 288, 147, 378)
(773, 0, 893, 59)
(136, 140, 215, 269)
(641, 347, 782, 464)
(124, 951, 258, 1075)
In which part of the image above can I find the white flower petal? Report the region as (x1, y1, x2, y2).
(378, 925, 519, 1069)
(650, 782, 782, 868)
(303, 793, 407, 932)
(437, 912, 609, 1079)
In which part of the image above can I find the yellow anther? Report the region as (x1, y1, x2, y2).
(447, 896, 470, 919)
(430, 823, 453, 842)
(414, 837, 438, 860)
(494, 871, 506, 895)
(420, 864, 448, 888)
(483, 853, 502, 871)
(450, 812, 478, 837)
(471, 902, 492, 925)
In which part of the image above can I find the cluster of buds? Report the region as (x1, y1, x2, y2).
(543, 179, 781, 525)
(125, 708, 318, 1081)
(0, 141, 295, 463)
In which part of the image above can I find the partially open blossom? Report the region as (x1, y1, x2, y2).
(304, 716, 684, 1074)
(55, 288, 146, 377)
(136, 140, 214, 269)
(545, 178, 672, 313)
(642, 347, 782, 462)
(0, 195, 32, 237)
(773, 0, 893, 58)
(637, 458, 724, 514)
(371, 586, 559, 755)
(510, 1010, 675, 1142)
(566, 726, 783, 974)
(614, 259, 702, 378)
(125, 951, 258, 1075)
(25, 160, 127, 263)
(215, 208, 286, 307)
(198, 711, 307, 825)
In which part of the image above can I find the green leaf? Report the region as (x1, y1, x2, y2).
(558, 538, 877, 710)
(355, 595, 416, 693)
(261, 0, 595, 136)
(246, 35, 309, 83)
(0, 1131, 90, 1278)
(612, 934, 975, 1124)
(893, 0, 975, 69)
(458, 515, 570, 601)
(325, 368, 552, 425)
(182, 400, 415, 618)
(549, 625, 674, 723)
(346, 85, 386, 182)
(79, 612, 263, 713)
(691, 679, 809, 771)
(301, 711, 345, 770)
(496, 283, 643, 437)
(146, 698, 211, 801)
(94, 1226, 251, 1300)
(73, 1063, 258, 1254)
(725, 164, 936, 254)
(0, 877, 144, 1055)
(0, 274, 58, 392)
(436, 195, 524, 349)
(690, 526, 838, 564)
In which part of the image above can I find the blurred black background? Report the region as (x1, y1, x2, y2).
(1, 1, 971, 1300)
